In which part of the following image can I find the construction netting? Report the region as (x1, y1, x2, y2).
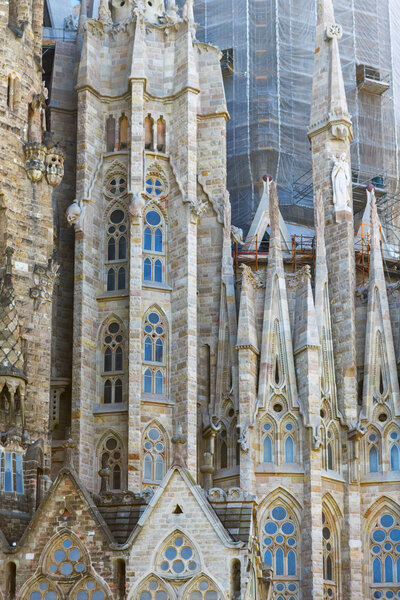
(192, 0, 400, 236)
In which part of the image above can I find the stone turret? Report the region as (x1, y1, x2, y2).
(308, 0, 357, 423)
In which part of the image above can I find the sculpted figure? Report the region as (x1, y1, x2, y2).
(66, 199, 85, 232)
(129, 192, 145, 218)
(331, 152, 351, 211)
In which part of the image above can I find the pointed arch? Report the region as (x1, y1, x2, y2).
(384, 423, 400, 472)
(280, 414, 299, 465)
(98, 315, 127, 405)
(142, 421, 169, 484)
(154, 529, 201, 578)
(364, 425, 382, 474)
(39, 527, 90, 576)
(260, 415, 277, 464)
(326, 421, 340, 472)
(181, 573, 226, 600)
(322, 498, 342, 599)
(142, 307, 168, 397)
(68, 574, 112, 600)
(96, 430, 126, 492)
(363, 497, 400, 594)
(143, 204, 166, 286)
(104, 200, 129, 292)
(131, 573, 175, 600)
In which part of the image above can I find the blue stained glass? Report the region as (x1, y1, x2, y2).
(385, 556, 394, 582)
(369, 434, 377, 442)
(144, 325, 152, 333)
(264, 423, 271, 431)
(30, 594, 41, 600)
(144, 227, 152, 251)
(276, 597, 284, 600)
(272, 506, 287, 521)
(369, 446, 379, 472)
(76, 563, 85, 573)
(285, 436, 295, 463)
(165, 547, 177, 559)
(155, 371, 163, 395)
(175, 537, 183, 547)
(144, 369, 152, 393)
(288, 537, 296, 546)
(45, 592, 56, 600)
(155, 180, 162, 187)
(381, 515, 395, 528)
(155, 455, 164, 481)
(373, 545, 381, 554)
(287, 550, 296, 576)
(181, 547, 193, 559)
(285, 423, 293, 431)
(276, 548, 284, 575)
(92, 591, 105, 600)
(172, 560, 184, 573)
(77, 593, 89, 600)
(276, 584, 285, 591)
(154, 228, 162, 252)
(144, 258, 152, 281)
(148, 312, 159, 324)
(40, 583, 48, 591)
(265, 522, 278, 535)
(264, 537, 273, 546)
(155, 327, 163, 334)
(144, 337, 153, 361)
(155, 188, 162, 196)
(264, 549, 273, 566)
(49, 564, 57, 573)
(61, 563, 73, 575)
(154, 259, 162, 283)
(373, 530, 386, 543)
(160, 561, 169, 571)
(390, 432, 399, 440)
(146, 187, 152, 194)
(54, 549, 65, 562)
(86, 582, 95, 590)
(282, 522, 295, 535)
(146, 211, 161, 226)
(146, 179, 152, 186)
(69, 548, 81, 561)
(288, 584, 297, 592)
(373, 593, 382, 599)
(385, 543, 393, 551)
(397, 545, 400, 552)
(391, 445, 400, 471)
(386, 593, 394, 599)
(397, 557, 400, 582)
(275, 535, 284, 544)
(155, 339, 163, 362)
(63, 540, 72, 548)
(263, 436, 273, 462)
(373, 558, 382, 583)
(15, 453, 23, 493)
(4, 452, 12, 491)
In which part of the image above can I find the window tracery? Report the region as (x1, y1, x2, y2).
(261, 504, 299, 593)
(105, 207, 128, 292)
(387, 428, 400, 472)
(366, 428, 382, 474)
(143, 310, 167, 396)
(322, 511, 338, 600)
(0, 446, 24, 493)
(216, 404, 239, 471)
(143, 425, 166, 483)
(155, 532, 200, 578)
(369, 511, 400, 598)
(262, 418, 276, 464)
(183, 576, 222, 600)
(135, 577, 171, 600)
(99, 435, 124, 490)
(143, 208, 165, 284)
(101, 320, 125, 404)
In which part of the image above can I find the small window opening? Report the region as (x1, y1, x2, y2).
(6, 562, 16, 600)
(119, 114, 128, 150)
(379, 369, 384, 395)
(173, 504, 183, 514)
(231, 559, 241, 600)
(106, 115, 116, 152)
(274, 356, 280, 385)
(114, 559, 126, 600)
(145, 114, 154, 150)
(157, 116, 166, 152)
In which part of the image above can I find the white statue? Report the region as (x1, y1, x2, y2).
(66, 199, 85, 232)
(331, 152, 351, 211)
(129, 192, 145, 218)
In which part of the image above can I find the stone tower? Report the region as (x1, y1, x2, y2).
(0, 1, 400, 600)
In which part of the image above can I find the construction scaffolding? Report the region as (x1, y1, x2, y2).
(193, 0, 400, 235)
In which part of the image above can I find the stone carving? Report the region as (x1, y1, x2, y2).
(109, 0, 133, 24)
(331, 123, 349, 141)
(164, 0, 180, 23)
(238, 425, 249, 452)
(98, 0, 113, 25)
(171, 422, 187, 467)
(31, 82, 49, 135)
(207, 488, 227, 503)
(66, 199, 85, 232)
(189, 199, 208, 221)
(129, 192, 146, 218)
(231, 225, 244, 245)
(182, 0, 196, 36)
(331, 153, 351, 212)
(30, 255, 60, 310)
(325, 23, 343, 40)
(45, 144, 65, 187)
(24, 142, 47, 183)
(241, 264, 263, 289)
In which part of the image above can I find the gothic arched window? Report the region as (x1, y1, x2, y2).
(388, 429, 400, 472)
(143, 310, 167, 396)
(0, 448, 24, 494)
(143, 208, 165, 284)
(155, 532, 200, 577)
(118, 114, 128, 150)
(367, 429, 381, 474)
(145, 114, 154, 150)
(262, 503, 299, 589)
(262, 419, 276, 464)
(101, 321, 125, 404)
(281, 417, 299, 465)
(135, 576, 171, 600)
(369, 511, 400, 597)
(99, 435, 124, 491)
(106, 115, 116, 152)
(105, 206, 128, 292)
(157, 116, 166, 152)
(322, 510, 339, 599)
(143, 425, 166, 483)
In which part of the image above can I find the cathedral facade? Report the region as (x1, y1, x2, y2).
(0, 1, 399, 600)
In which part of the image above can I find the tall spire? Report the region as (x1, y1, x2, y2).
(309, 0, 352, 141)
(308, 0, 357, 422)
